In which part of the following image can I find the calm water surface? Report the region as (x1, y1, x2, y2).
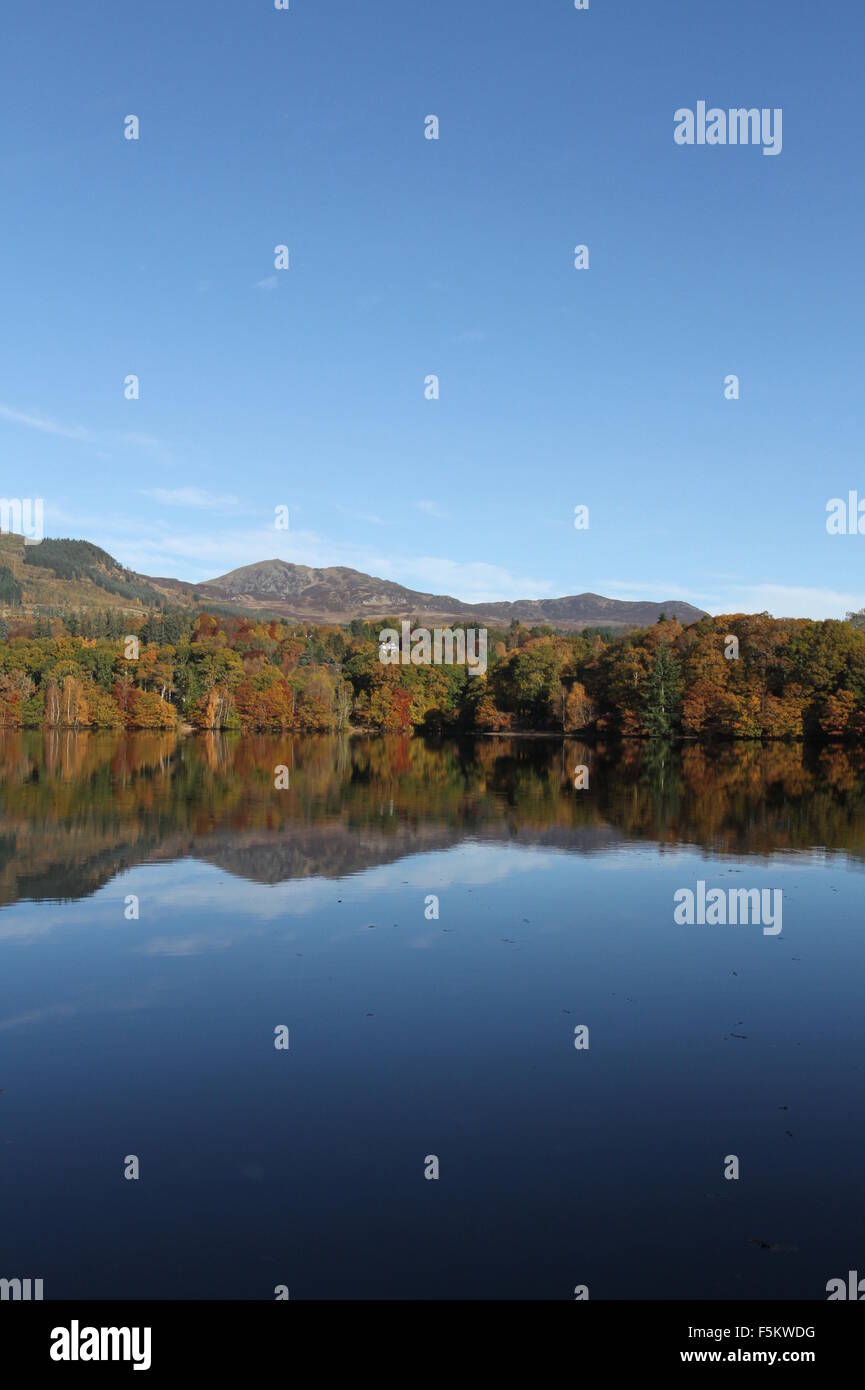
(1, 732, 864, 1299)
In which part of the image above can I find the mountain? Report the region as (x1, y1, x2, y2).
(0, 534, 706, 630)
(164, 557, 706, 629)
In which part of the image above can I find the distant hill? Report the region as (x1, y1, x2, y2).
(192, 558, 706, 629)
(0, 533, 166, 614)
(0, 534, 706, 631)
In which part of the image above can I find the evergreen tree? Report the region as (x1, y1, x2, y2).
(642, 641, 682, 738)
(0, 564, 22, 606)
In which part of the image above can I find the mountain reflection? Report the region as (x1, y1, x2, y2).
(1, 731, 864, 906)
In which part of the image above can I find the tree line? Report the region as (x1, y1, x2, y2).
(1, 607, 865, 739)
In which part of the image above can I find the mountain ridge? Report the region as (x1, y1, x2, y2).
(0, 534, 707, 630)
(180, 556, 706, 629)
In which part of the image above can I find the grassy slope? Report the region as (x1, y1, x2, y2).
(0, 533, 166, 616)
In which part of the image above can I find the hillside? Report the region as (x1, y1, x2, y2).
(0, 534, 706, 630)
(193, 558, 706, 630)
(0, 533, 167, 615)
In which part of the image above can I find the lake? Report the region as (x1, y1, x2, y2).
(1, 731, 863, 1300)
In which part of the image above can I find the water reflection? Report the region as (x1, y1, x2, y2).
(1, 731, 864, 906)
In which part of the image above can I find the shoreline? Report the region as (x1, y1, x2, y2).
(2, 724, 864, 748)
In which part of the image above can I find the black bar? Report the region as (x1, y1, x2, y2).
(2, 1299, 859, 1375)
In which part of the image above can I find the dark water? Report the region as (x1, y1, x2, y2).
(1, 732, 864, 1300)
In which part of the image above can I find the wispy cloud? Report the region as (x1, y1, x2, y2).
(601, 579, 719, 604)
(0, 401, 164, 456)
(399, 557, 552, 603)
(723, 584, 865, 621)
(0, 403, 89, 441)
(255, 275, 279, 291)
(601, 578, 865, 621)
(413, 499, 447, 519)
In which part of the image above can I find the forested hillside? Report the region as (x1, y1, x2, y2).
(0, 533, 168, 614)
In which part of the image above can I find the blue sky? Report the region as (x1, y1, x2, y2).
(1, 0, 863, 618)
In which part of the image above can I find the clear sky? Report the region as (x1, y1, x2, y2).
(1, 0, 863, 618)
